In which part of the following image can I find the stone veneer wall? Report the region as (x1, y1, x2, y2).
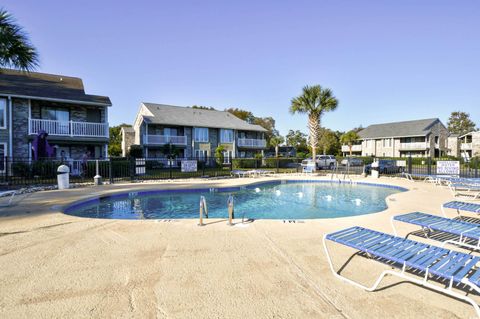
(12, 98, 29, 158)
(472, 132, 480, 157)
(184, 127, 192, 157)
(122, 130, 135, 157)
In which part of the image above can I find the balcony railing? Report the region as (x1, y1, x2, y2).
(399, 142, 428, 150)
(29, 118, 108, 137)
(144, 134, 187, 145)
(237, 138, 267, 148)
(461, 143, 473, 150)
(341, 145, 362, 152)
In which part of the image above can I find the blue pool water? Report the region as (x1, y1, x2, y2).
(64, 181, 406, 220)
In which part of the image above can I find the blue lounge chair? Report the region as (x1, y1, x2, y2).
(441, 201, 480, 217)
(324, 226, 480, 316)
(391, 211, 480, 250)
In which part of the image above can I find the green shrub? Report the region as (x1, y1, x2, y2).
(12, 162, 31, 176)
(129, 145, 143, 158)
(264, 158, 300, 168)
(232, 158, 260, 169)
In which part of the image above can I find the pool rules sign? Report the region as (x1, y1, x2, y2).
(436, 161, 460, 175)
(181, 160, 197, 172)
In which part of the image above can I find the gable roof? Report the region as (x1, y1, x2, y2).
(0, 69, 111, 106)
(358, 118, 441, 139)
(140, 103, 267, 132)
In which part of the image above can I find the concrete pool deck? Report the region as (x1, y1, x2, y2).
(0, 175, 477, 318)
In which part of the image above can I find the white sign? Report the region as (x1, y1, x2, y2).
(181, 160, 197, 172)
(436, 161, 460, 175)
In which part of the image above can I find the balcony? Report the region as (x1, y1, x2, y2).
(399, 142, 428, 150)
(144, 134, 187, 145)
(461, 143, 473, 150)
(237, 138, 267, 148)
(29, 118, 108, 138)
(341, 145, 362, 152)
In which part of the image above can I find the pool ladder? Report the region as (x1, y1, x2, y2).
(198, 196, 208, 226)
(197, 194, 237, 226)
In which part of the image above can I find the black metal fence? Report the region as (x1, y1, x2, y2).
(0, 156, 478, 189)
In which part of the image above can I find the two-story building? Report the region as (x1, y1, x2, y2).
(0, 69, 111, 163)
(447, 131, 480, 161)
(341, 118, 449, 157)
(123, 103, 267, 161)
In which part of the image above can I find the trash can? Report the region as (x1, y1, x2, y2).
(57, 165, 70, 189)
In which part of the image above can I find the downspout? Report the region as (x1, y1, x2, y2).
(8, 96, 12, 158)
(105, 106, 109, 158)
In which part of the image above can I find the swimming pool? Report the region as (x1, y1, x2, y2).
(64, 181, 406, 220)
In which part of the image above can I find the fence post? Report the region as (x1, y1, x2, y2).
(202, 159, 205, 176)
(475, 157, 478, 178)
(427, 157, 432, 176)
(408, 156, 412, 174)
(109, 157, 113, 184)
(169, 159, 173, 179)
(130, 157, 135, 182)
(4, 156, 9, 186)
(276, 157, 279, 173)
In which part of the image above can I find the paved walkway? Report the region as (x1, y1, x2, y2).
(0, 176, 475, 318)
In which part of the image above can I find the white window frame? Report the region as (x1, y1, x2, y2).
(195, 149, 207, 159)
(223, 150, 232, 164)
(219, 129, 234, 143)
(194, 127, 209, 142)
(0, 98, 7, 129)
(0, 143, 6, 172)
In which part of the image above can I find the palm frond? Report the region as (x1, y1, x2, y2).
(0, 9, 39, 71)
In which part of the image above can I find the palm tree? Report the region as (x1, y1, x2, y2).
(270, 135, 285, 157)
(290, 85, 338, 162)
(0, 9, 39, 71)
(340, 130, 360, 156)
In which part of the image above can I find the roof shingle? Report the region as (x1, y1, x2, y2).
(141, 103, 267, 132)
(0, 69, 111, 106)
(358, 118, 441, 139)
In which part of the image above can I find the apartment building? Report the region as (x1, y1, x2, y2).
(341, 118, 448, 157)
(0, 69, 111, 164)
(447, 131, 480, 160)
(123, 103, 267, 161)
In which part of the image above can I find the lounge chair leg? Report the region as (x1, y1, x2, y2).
(324, 235, 480, 317)
(323, 235, 391, 292)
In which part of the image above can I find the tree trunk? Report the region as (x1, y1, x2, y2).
(308, 113, 320, 162)
(349, 144, 352, 156)
(275, 145, 279, 157)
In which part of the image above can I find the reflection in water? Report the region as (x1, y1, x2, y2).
(66, 182, 402, 220)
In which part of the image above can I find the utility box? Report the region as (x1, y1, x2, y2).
(57, 165, 70, 190)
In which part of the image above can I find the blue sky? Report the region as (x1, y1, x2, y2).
(4, 0, 480, 135)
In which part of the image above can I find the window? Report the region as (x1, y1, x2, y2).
(41, 107, 69, 121)
(223, 151, 232, 164)
(0, 98, 6, 129)
(0, 143, 5, 172)
(195, 149, 207, 159)
(164, 128, 178, 136)
(194, 128, 209, 142)
(220, 129, 233, 143)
